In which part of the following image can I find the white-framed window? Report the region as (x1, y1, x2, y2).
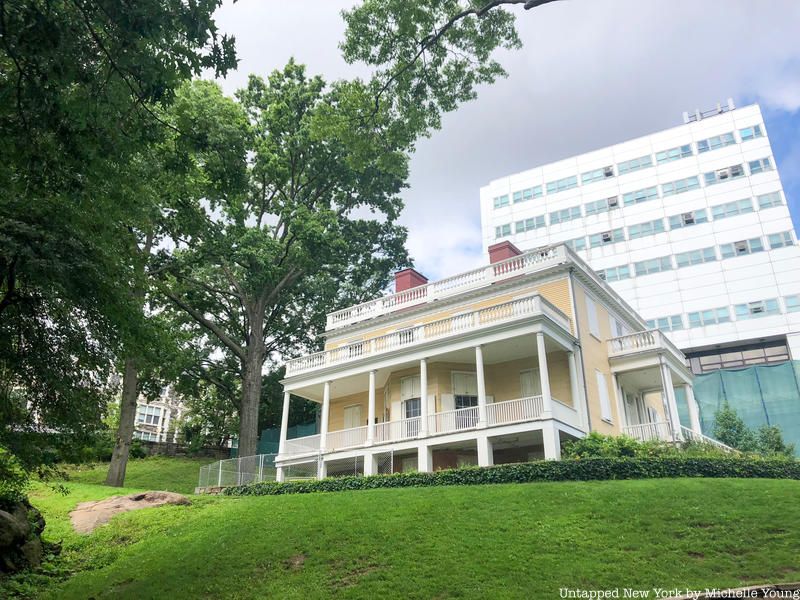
(598, 265, 631, 282)
(704, 164, 744, 185)
(595, 370, 612, 422)
(675, 247, 717, 268)
(634, 256, 672, 276)
(512, 186, 542, 203)
(628, 218, 665, 240)
(136, 405, 161, 426)
(493, 194, 510, 209)
(720, 238, 764, 259)
(697, 132, 736, 153)
(565, 237, 587, 251)
(586, 294, 600, 338)
(495, 223, 511, 238)
(585, 196, 619, 216)
(656, 144, 692, 163)
(546, 175, 578, 194)
(711, 198, 753, 220)
(668, 209, 708, 229)
(757, 191, 783, 209)
(645, 315, 684, 332)
(739, 124, 763, 141)
(749, 157, 773, 175)
(617, 155, 652, 175)
(610, 317, 627, 337)
(589, 228, 625, 248)
(133, 430, 160, 442)
(661, 176, 700, 197)
(734, 299, 779, 319)
(452, 371, 479, 410)
(785, 295, 800, 313)
(549, 205, 582, 225)
(688, 307, 730, 328)
(622, 186, 658, 206)
(581, 165, 614, 185)
(768, 231, 794, 249)
(515, 215, 546, 233)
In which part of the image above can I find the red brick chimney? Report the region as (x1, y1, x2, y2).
(488, 240, 522, 264)
(394, 268, 428, 292)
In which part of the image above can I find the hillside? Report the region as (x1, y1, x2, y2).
(4, 459, 799, 599)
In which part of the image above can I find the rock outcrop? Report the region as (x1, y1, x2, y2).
(69, 491, 190, 534)
(0, 500, 46, 573)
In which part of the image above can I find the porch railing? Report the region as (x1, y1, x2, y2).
(623, 421, 672, 442)
(607, 329, 684, 363)
(427, 406, 480, 435)
(287, 293, 570, 376)
(326, 425, 369, 452)
(486, 396, 544, 426)
(325, 245, 568, 330)
(284, 434, 322, 456)
(374, 416, 421, 443)
(680, 426, 738, 453)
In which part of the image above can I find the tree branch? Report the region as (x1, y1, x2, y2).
(162, 289, 246, 361)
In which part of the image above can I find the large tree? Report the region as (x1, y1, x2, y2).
(160, 63, 411, 457)
(0, 1, 235, 468)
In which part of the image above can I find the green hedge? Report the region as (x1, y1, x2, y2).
(222, 457, 800, 497)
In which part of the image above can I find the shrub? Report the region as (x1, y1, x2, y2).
(755, 425, 796, 458)
(0, 445, 30, 508)
(561, 432, 728, 459)
(714, 404, 757, 451)
(223, 456, 800, 498)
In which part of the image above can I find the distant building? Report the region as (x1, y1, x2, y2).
(133, 386, 186, 443)
(480, 101, 800, 375)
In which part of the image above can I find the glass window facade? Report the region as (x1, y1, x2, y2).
(549, 205, 582, 225)
(656, 144, 693, 163)
(720, 238, 764, 259)
(617, 155, 652, 175)
(697, 132, 736, 153)
(688, 307, 730, 328)
(546, 175, 578, 194)
(749, 157, 773, 175)
(662, 176, 700, 197)
(628, 219, 665, 240)
(514, 215, 546, 234)
(675, 247, 717, 268)
(634, 256, 672, 276)
(739, 124, 763, 141)
(768, 231, 794, 249)
(669, 209, 708, 229)
(757, 191, 783, 209)
(589, 228, 625, 248)
(711, 198, 753, 220)
(622, 186, 658, 206)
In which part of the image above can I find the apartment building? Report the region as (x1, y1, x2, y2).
(480, 102, 800, 374)
(274, 244, 725, 481)
(132, 387, 185, 443)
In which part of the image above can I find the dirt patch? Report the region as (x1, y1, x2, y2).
(284, 554, 306, 571)
(329, 558, 381, 590)
(69, 491, 190, 534)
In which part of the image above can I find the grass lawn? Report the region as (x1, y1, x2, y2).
(64, 456, 209, 495)
(3, 465, 799, 599)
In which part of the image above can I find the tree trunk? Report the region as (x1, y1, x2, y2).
(106, 357, 138, 487)
(238, 352, 262, 457)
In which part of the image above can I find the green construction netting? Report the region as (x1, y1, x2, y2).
(231, 422, 317, 458)
(680, 361, 800, 455)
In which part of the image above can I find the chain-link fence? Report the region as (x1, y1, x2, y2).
(198, 454, 277, 490)
(375, 450, 394, 475)
(284, 458, 321, 481)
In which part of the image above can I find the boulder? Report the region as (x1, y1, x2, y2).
(0, 500, 46, 573)
(69, 491, 190, 534)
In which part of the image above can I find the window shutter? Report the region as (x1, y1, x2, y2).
(596, 370, 612, 421)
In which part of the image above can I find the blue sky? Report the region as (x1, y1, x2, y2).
(762, 106, 800, 231)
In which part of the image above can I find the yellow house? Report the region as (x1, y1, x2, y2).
(275, 242, 711, 480)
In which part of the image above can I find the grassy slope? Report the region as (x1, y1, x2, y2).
(64, 456, 209, 495)
(16, 472, 800, 599)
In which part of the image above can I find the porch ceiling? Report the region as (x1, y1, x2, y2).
(618, 366, 683, 391)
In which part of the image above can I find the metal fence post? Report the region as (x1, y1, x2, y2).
(217, 461, 222, 487)
(258, 454, 264, 482)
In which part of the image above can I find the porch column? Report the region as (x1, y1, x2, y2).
(659, 362, 683, 442)
(417, 443, 432, 472)
(567, 351, 586, 430)
(542, 423, 561, 460)
(536, 332, 553, 415)
(320, 381, 331, 452)
(686, 384, 702, 434)
(419, 358, 429, 437)
(475, 345, 488, 427)
(477, 435, 494, 467)
(278, 391, 291, 455)
(364, 453, 378, 476)
(367, 370, 376, 444)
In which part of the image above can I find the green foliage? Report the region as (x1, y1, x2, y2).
(755, 424, 796, 458)
(714, 404, 757, 451)
(1, 0, 236, 468)
(0, 445, 29, 507)
(562, 432, 729, 459)
(225, 456, 799, 498)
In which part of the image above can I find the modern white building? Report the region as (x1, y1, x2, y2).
(480, 101, 800, 374)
